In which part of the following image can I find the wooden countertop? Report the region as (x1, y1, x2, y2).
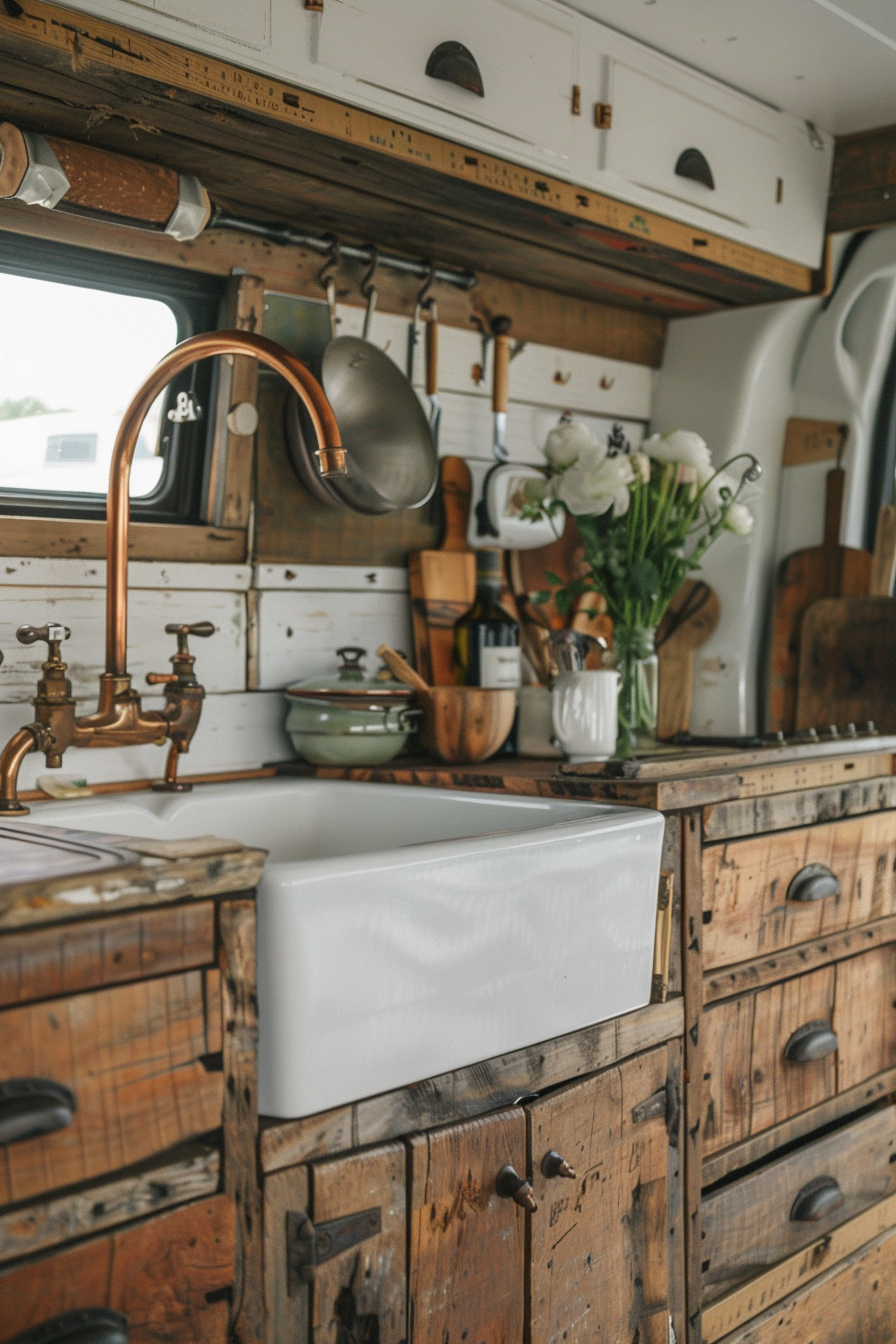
(281, 735, 896, 812)
(0, 822, 266, 931)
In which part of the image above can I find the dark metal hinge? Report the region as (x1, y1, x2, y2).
(286, 1206, 381, 1294)
(594, 102, 612, 129)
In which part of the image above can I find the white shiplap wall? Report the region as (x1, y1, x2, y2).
(0, 315, 652, 790)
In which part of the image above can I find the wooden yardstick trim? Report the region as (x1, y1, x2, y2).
(701, 1191, 896, 1343)
(782, 417, 848, 468)
(0, 0, 813, 293)
(731, 751, 893, 799)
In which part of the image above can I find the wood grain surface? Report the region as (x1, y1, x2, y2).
(408, 457, 475, 685)
(0, 902, 215, 1007)
(408, 1109, 526, 1344)
(0, 1144, 220, 1264)
(311, 1144, 407, 1344)
(701, 1104, 896, 1302)
(796, 594, 896, 733)
(0, 1194, 235, 1344)
(702, 774, 896, 842)
(0, 971, 223, 1204)
(656, 581, 720, 740)
(263, 1162, 309, 1344)
(712, 1220, 896, 1344)
(702, 945, 896, 1156)
(527, 1045, 674, 1344)
(702, 810, 896, 969)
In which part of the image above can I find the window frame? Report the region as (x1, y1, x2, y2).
(0, 232, 226, 525)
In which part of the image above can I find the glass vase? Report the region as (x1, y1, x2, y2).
(614, 624, 658, 756)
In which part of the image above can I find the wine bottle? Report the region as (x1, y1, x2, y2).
(452, 548, 521, 690)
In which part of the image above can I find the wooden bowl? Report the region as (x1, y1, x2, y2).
(419, 687, 517, 763)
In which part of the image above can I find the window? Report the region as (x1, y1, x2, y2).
(0, 234, 225, 523)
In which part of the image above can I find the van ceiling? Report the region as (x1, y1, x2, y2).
(561, 0, 896, 135)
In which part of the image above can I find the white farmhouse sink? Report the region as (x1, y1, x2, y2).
(21, 779, 665, 1118)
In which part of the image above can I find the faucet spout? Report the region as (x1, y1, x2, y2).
(106, 329, 344, 678)
(0, 329, 343, 814)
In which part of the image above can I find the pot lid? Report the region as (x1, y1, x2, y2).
(285, 646, 414, 700)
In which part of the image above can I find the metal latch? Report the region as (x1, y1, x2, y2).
(286, 1207, 381, 1293)
(594, 102, 612, 129)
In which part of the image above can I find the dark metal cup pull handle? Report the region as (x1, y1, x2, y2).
(7, 1309, 128, 1344)
(790, 1175, 845, 1222)
(787, 863, 840, 903)
(783, 1020, 839, 1063)
(0, 1078, 76, 1145)
(425, 41, 484, 96)
(496, 1164, 537, 1211)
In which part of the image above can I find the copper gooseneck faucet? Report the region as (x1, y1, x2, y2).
(0, 330, 345, 815)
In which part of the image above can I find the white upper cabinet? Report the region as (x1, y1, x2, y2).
(314, 0, 579, 167)
(54, 0, 834, 269)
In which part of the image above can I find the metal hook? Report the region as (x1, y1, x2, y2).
(317, 236, 340, 340)
(361, 247, 379, 341)
(416, 262, 435, 311)
(407, 265, 437, 379)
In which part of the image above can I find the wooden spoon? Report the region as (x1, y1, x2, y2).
(376, 644, 430, 694)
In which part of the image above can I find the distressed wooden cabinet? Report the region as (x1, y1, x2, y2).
(261, 1040, 683, 1344)
(0, 827, 266, 1344)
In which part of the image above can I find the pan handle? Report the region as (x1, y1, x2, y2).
(425, 302, 439, 400)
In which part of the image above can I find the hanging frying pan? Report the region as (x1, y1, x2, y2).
(286, 256, 438, 515)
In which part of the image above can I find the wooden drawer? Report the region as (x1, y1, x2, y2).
(702, 1103, 896, 1302)
(702, 811, 896, 971)
(0, 971, 223, 1204)
(702, 945, 896, 1155)
(0, 1194, 234, 1343)
(714, 1220, 896, 1344)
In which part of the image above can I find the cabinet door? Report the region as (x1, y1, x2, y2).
(408, 1109, 527, 1344)
(263, 1144, 406, 1344)
(316, 0, 578, 163)
(58, 0, 270, 53)
(527, 1045, 677, 1344)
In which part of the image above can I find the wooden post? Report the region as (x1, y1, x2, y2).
(220, 897, 264, 1344)
(207, 274, 265, 530)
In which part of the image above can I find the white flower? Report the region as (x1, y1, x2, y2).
(643, 429, 714, 482)
(725, 501, 754, 536)
(543, 417, 595, 469)
(556, 452, 635, 517)
(630, 451, 651, 484)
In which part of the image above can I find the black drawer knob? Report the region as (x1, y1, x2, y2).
(0, 1078, 76, 1145)
(783, 1020, 839, 1063)
(541, 1149, 577, 1180)
(496, 1164, 537, 1211)
(675, 147, 714, 189)
(8, 1310, 128, 1344)
(787, 863, 840, 903)
(425, 41, 484, 97)
(790, 1175, 845, 1222)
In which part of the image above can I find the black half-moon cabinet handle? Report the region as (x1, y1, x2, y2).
(425, 41, 484, 96)
(8, 1310, 128, 1344)
(675, 147, 715, 189)
(783, 1020, 839, 1063)
(787, 863, 840, 903)
(0, 1078, 76, 1145)
(790, 1175, 845, 1222)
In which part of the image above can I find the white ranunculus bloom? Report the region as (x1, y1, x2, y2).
(543, 418, 596, 469)
(725, 501, 754, 536)
(556, 452, 635, 517)
(643, 429, 714, 482)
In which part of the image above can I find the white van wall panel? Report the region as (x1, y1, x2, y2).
(0, 558, 252, 591)
(0, 587, 246, 702)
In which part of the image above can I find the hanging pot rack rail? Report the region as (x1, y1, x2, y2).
(209, 208, 478, 292)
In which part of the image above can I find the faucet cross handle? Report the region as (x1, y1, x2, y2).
(164, 621, 216, 657)
(17, 624, 71, 662)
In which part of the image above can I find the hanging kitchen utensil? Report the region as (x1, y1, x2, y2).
(407, 457, 477, 685)
(768, 447, 872, 734)
(285, 243, 438, 515)
(424, 299, 442, 453)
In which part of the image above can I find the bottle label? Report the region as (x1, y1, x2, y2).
(480, 646, 522, 689)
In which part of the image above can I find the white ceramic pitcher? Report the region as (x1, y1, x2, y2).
(551, 669, 620, 761)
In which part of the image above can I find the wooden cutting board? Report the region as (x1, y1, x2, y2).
(408, 457, 475, 685)
(768, 466, 872, 735)
(656, 580, 721, 739)
(795, 595, 896, 733)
